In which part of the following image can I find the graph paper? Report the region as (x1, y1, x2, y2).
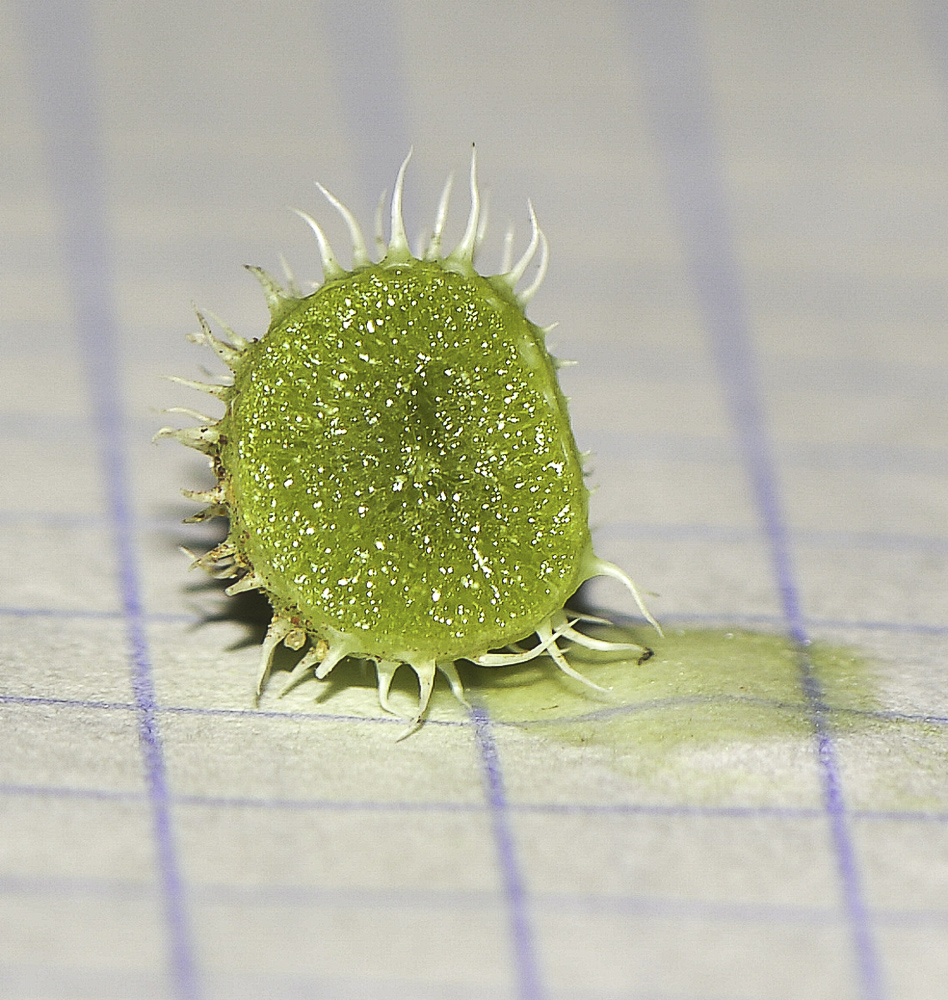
(2, 1, 947, 998)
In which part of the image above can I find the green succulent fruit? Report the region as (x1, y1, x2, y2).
(159, 152, 658, 731)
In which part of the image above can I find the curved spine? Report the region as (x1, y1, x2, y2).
(165, 375, 231, 399)
(424, 172, 454, 260)
(317, 182, 371, 269)
(244, 266, 296, 324)
(291, 207, 346, 281)
(517, 228, 549, 306)
(387, 149, 413, 261)
(501, 202, 540, 290)
(446, 147, 480, 267)
(163, 150, 662, 733)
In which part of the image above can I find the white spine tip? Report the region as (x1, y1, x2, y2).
(375, 660, 400, 715)
(201, 308, 251, 351)
(499, 224, 515, 274)
(411, 659, 437, 723)
(164, 375, 231, 400)
(182, 504, 228, 524)
(189, 311, 243, 369)
(424, 171, 454, 260)
(503, 201, 540, 289)
(474, 188, 490, 260)
(395, 718, 424, 742)
(291, 207, 346, 281)
(181, 486, 224, 505)
(154, 424, 220, 455)
(387, 148, 413, 260)
(590, 558, 663, 637)
(245, 266, 294, 323)
(224, 572, 264, 596)
(374, 189, 388, 259)
(436, 661, 471, 709)
(317, 182, 370, 268)
(535, 620, 608, 692)
(448, 147, 480, 266)
(517, 227, 548, 306)
(255, 618, 295, 700)
(163, 406, 215, 423)
(277, 644, 323, 698)
(278, 254, 303, 298)
(313, 642, 349, 680)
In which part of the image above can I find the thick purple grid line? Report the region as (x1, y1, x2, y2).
(471, 706, 546, 1000)
(18, 3, 199, 998)
(625, 4, 886, 999)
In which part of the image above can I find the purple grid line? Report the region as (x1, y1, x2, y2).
(472, 706, 546, 1000)
(625, 4, 886, 999)
(0, 7, 940, 1000)
(5, 684, 948, 732)
(6, 869, 948, 935)
(4, 770, 948, 825)
(0, 606, 194, 624)
(0, 874, 844, 926)
(18, 3, 199, 998)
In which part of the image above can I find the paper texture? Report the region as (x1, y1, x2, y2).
(2, 1, 947, 997)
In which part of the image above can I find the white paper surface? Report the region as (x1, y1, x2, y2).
(2, 2, 947, 998)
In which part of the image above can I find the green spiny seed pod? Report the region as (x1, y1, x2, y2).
(159, 152, 659, 731)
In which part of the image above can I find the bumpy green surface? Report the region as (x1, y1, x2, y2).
(221, 262, 590, 662)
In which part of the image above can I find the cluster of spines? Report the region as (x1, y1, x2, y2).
(157, 150, 660, 731)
